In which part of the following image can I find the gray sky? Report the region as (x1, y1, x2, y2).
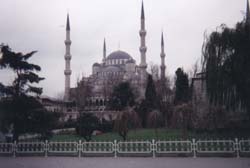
(0, 0, 247, 97)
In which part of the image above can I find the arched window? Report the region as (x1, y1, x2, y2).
(96, 99, 99, 106)
(100, 99, 103, 106)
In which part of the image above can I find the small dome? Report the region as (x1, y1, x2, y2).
(93, 63, 101, 67)
(106, 50, 132, 60)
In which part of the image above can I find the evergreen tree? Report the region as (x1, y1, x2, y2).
(174, 68, 189, 104)
(0, 45, 58, 141)
(76, 113, 99, 141)
(137, 74, 158, 128)
(145, 74, 157, 111)
(109, 82, 135, 111)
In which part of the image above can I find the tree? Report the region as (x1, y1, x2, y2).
(145, 74, 158, 110)
(76, 113, 99, 141)
(136, 74, 159, 128)
(0, 45, 58, 141)
(136, 99, 147, 128)
(202, 21, 250, 119)
(74, 77, 92, 110)
(155, 73, 174, 127)
(146, 109, 162, 138)
(114, 111, 129, 141)
(172, 103, 192, 138)
(114, 107, 140, 141)
(1, 96, 60, 140)
(109, 82, 135, 111)
(174, 68, 190, 105)
(0, 45, 44, 97)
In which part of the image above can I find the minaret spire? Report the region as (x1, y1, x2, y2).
(103, 38, 106, 63)
(139, 0, 147, 96)
(64, 13, 72, 101)
(160, 32, 166, 81)
(141, 1, 145, 20)
(247, 0, 250, 24)
(66, 13, 70, 31)
(161, 32, 164, 47)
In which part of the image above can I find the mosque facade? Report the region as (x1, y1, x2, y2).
(63, 2, 166, 120)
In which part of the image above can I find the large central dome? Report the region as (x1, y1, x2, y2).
(106, 50, 132, 60)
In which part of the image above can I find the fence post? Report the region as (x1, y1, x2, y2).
(235, 138, 239, 158)
(45, 140, 48, 157)
(152, 139, 156, 158)
(78, 140, 82, 158)
(13, 141, 16, 158)
(114, 140, 117, 158)
(192, 139, 196, 158)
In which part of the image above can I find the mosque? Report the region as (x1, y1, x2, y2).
(63, 2, 167, 120)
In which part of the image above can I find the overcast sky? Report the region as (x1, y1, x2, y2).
(0, 0, 247, 97)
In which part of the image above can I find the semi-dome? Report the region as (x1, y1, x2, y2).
(103, 66, 121, 72)
(106, 50, 132, 60)
(93, 63, 101, 67)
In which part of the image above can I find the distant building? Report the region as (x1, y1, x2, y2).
(191, 72, 209, 128)
(40, 97, 78, 122)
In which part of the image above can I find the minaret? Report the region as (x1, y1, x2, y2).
(160, 32, 166, 81)
(64, 13, 72, 101)
(103, 38, 106, 63)
(247, 0, 250, 24)
(139, 1, 147, 87)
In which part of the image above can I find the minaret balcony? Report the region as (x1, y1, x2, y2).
(65, 55, 72, 60)
(64, 40, 72, 45)
(160, 53, 166, 57)
(140, 46, 147, 52)
(64, 70, 72, 75)
(139, 30, 147, 36)
(139, 63, 147, 68)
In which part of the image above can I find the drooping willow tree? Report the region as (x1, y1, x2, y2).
(202, 20, 250, 117)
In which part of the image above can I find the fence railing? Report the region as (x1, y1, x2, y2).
(196, 140, 235, 153)
(82, 141, 114, 154)
(0, 138, 249, 157)
(155, 140, 193, 154)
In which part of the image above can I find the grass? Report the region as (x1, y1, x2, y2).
(50, 128, 250, 142)
(51, 128, 197, 142)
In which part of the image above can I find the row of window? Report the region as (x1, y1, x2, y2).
(85, 99, 109, 106)
(105, 59, 128, 65)
(97, 71, 124, 77)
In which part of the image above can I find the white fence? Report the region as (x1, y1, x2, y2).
(82, 141, 114, 154)
(156, 140, 193, 154)
(0, 138, 249, 157)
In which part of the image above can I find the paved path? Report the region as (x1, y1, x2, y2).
(0, 157, 250, 168)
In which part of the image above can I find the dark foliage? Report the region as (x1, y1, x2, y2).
(136, 99, 147, 128)
(174, 68, 190, 105)
(202, 21, 250, 118)
(109, 82, 135, 111)
(99, 119, 114, 133)
(0, 45, 59, 141)
(145, 74, 158, 111)
(76, 113, 99, 141)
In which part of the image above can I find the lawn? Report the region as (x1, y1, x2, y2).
(51, 128, 196, 142)
(50, 128, 250, 142)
